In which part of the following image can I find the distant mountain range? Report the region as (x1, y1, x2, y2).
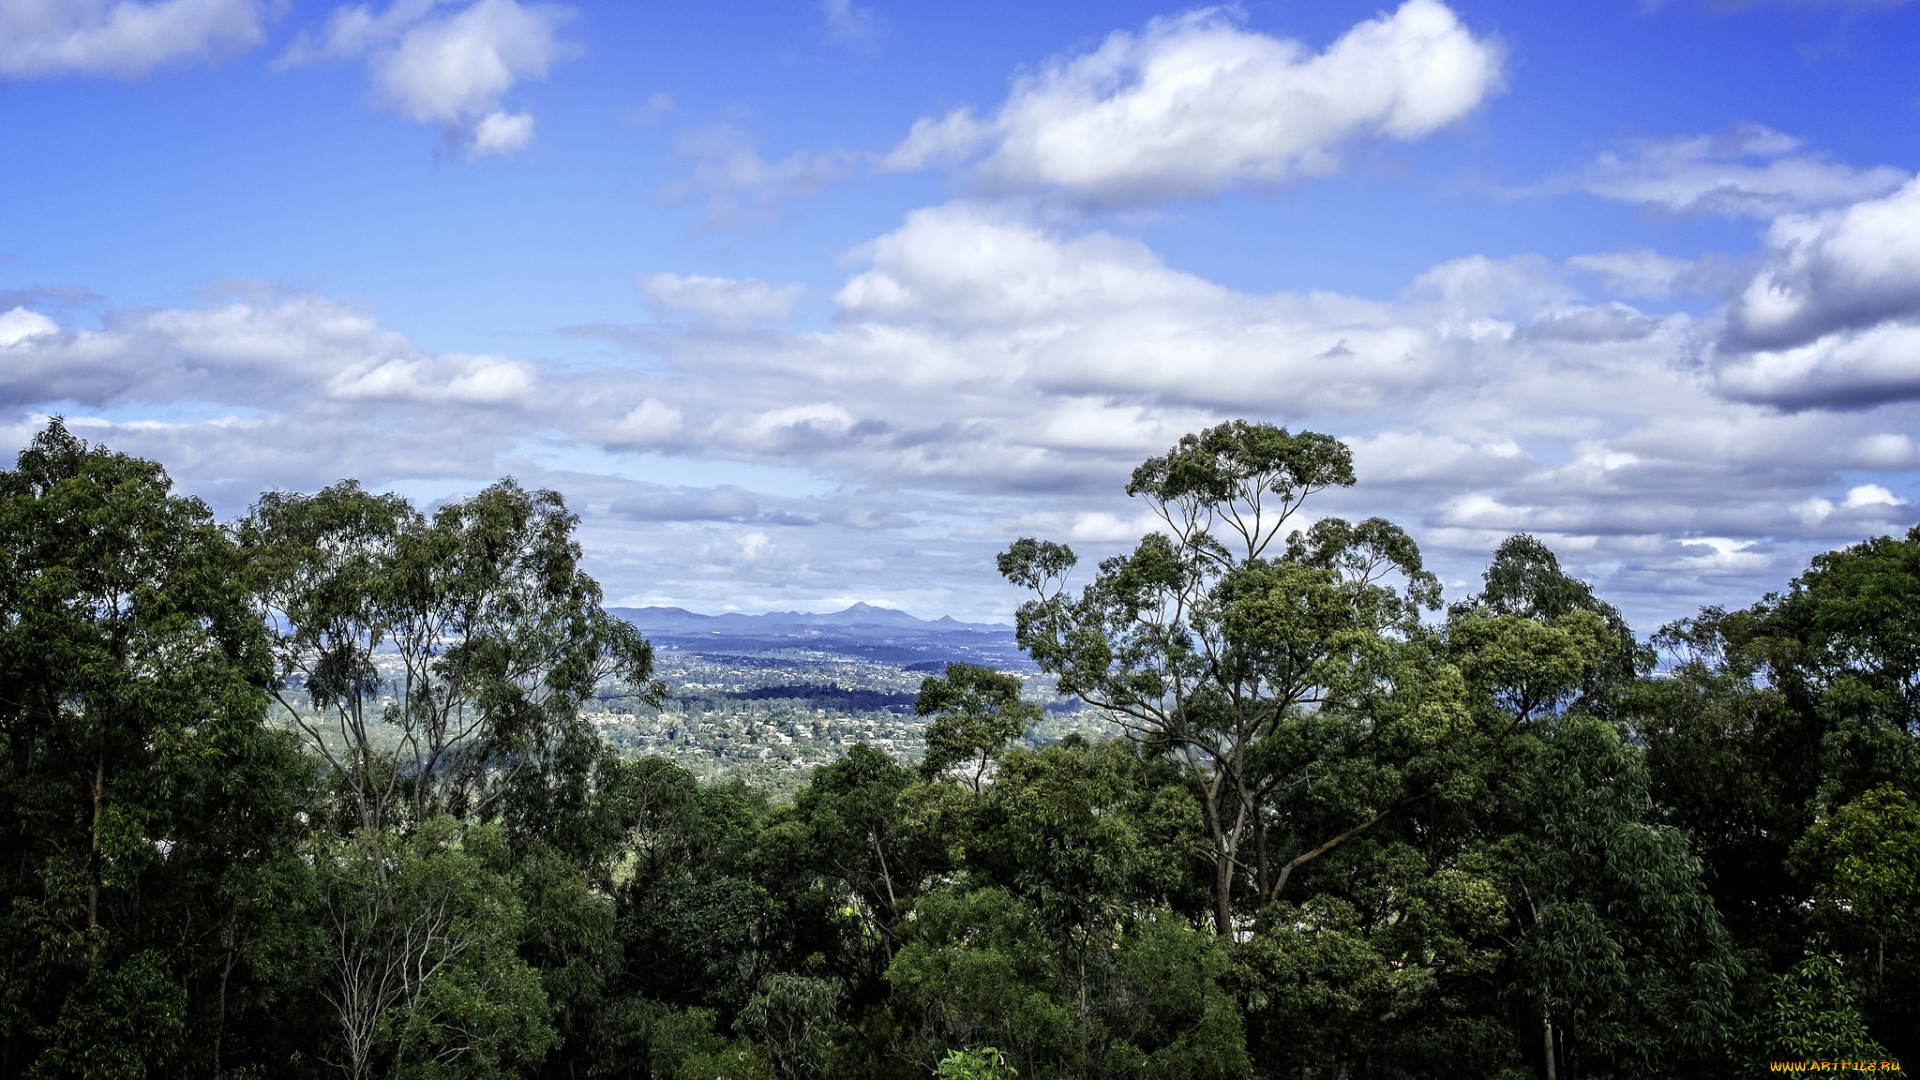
(608, 603, 1031, 669)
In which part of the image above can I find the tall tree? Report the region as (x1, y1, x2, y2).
(239, 479, 663, 835)
(999, 421, 1453, 937)
(239, 479, 662, 1078)
(888, 737, 1242, 1080)
(0, 421, 297, 1078)
(1641, 528, 1920, 1060)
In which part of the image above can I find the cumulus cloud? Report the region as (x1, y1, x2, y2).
(283, 0, 574, 158)
(0, 290, 540, 410)
(640, 273, 805, 324)
(0, 0, 268, 78)
(1723, 176, 1920, 351)
(1577, 124, 1906, 218)
(11, 195, 1920, 626)
(1794, 484, 1910, 529)
(817, 203, 1451, 414)
(882, 0, 1502, 207)
(574, 201, 1920, 623)
(326, 352, 535, 403)
(469, 108, 534, 156)
(0, 307, 59, 349)
(1716, 320, 1920, 410)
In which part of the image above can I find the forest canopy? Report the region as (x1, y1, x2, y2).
(0, 418, 1910, 1079)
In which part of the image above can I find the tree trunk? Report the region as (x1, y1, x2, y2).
(1214, 853, 1234, 939)
(1254, 808, 1269, 903)
(1193, 767, 1237, 938)
(216, 913, 239, 1077)
(88, 749, 103, 963)
(1541, 999, 1557, 1080)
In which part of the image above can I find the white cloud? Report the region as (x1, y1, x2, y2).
(325, 352, 535, 403)
(1577, 124, 1906, 218)
(0, 307, 58, 349)
(822, 203, 1441, 412)
(640, 273, 805, 324)
(597, 399, 686, 449)
(1850, 433, 1919, 468)
(285, 0, 573, 157)
(13, 199, 1920, 628)
(1723, 176, 1920, 351)
(469, 108, 534, 157)
(0, 290, 541, 410)
(585, 201, 1920, 624)
(1843, 483, 1904, 508)
(883, 0, 1502, 207)
(1675, 537, 1770, 574)
(1715, 320, 1920, 410)
(1348, 432, 1526, 486)
(1795, 484, 1907, 525)
(1065, 511, 1163, 543)
(0, 0, 267, 78)
(374, 0, 566, 122)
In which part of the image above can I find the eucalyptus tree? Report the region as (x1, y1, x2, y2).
(1491, 716, 1740, 1080)
(1745, 525, 1920, 808)
(240, 478, 662, 1078)
(914, 663, 1040, 792)
(1639, 528, 1920, 1060)
(239, 478, 663, 834)
(998, 421, 1449, 937)
(0, 421, 305, 1077)
(1436, 538, 1747, 1079)
(888, 737, 1242, 1080)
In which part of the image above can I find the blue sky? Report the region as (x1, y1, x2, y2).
(5, 0, 1920, 629)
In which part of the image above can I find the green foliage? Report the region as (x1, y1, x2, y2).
(737, 973, 844, 1080)
(12, 417, 1920, 1080)
(239, 477, 664, 835)
(1001, 421, 1450, 941)
(1641, 529, 1920, 1060)
(888, 738, 1244, 1080)
(1748, 955, 1890, 1067)
(313, 817, 554, 1079)
(889, 887, 1249, 1080)
(935, 1047, 1018, 1080)
(1792, 785, 1920, 959)
(24, 951, 185, 1080)
(916, 664, 1039, 791)
(1635, 607, 1820, 968)
(649, 1008, 777, 1080)
(0, 421, 309, 1077)
(1451, 534, 1646, 706)
(1496, 717, 1742, 1076)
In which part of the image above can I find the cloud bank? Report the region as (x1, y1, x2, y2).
(23, 161, 1919, 624)
(7, 3, 1918, 627)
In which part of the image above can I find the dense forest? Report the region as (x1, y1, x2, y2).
(0, 418, 1911, 1079)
